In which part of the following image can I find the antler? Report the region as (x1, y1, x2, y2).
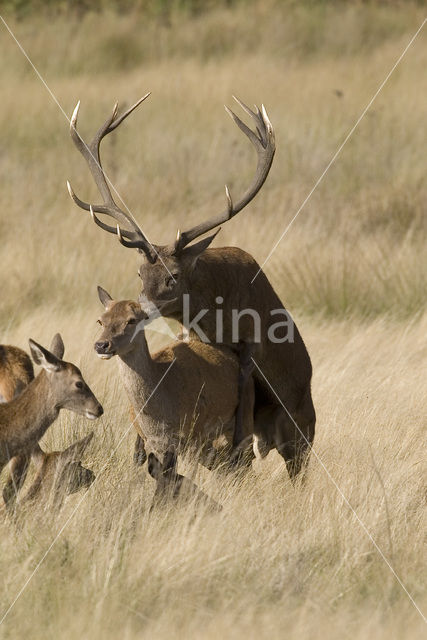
(174, 96, 275, 253)
(67, 94, 157, 263)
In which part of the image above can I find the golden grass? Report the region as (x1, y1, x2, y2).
(0, 3, 426, 638)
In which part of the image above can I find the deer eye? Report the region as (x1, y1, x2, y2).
(75, 381, 84, 390)
(97, 319, 102, 326)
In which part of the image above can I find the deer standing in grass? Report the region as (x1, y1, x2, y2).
(0, 335, 103, 501)
(0, 341, 98, 506)
(68, 94, 315, 478)
(95, 287, 254, 467)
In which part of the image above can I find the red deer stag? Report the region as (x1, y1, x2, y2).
(68, 95, 315, 478)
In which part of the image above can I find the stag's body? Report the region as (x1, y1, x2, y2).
(95, 293, 254, 464)
(151, 245, 315, 475)
(68, 94, 315, 477)
(0, 336, 103, 475)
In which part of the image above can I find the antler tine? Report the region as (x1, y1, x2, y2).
(89, 205, 135, 239)
(116, 225, 157, 262)
(175, 98, 275, 252)
(108, 92, 151, 132)
(68, 96, 156, 261)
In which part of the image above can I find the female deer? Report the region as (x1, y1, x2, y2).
(0, 335, 103, 478)
(95, 287, 254, 468)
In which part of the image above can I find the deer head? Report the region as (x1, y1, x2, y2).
(94, 287, 148, 359)
(67, 95, 275, 314)
(29, 334, 103, 419)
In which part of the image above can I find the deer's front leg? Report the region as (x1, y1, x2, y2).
(2, 454, 30, 507)
(133, 433, 147, 466)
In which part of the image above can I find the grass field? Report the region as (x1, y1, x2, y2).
(0, 2, 426, 638)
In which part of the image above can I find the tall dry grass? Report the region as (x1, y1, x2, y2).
(0, 3, 426, 639)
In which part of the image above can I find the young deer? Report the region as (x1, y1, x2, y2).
(0, 343, 97, 508)
(15, 432, 95, 509)
(68, 95, 315, 478)
(148, 449, 222, 512)
(0, 334, 103, 480)
(95, 287, 254, 468)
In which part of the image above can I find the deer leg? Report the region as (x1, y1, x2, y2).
(275, 389, 315, 480)
(233, 342, 256, 450)
(2, 454, 30, 507)
(133, 433, 147, 466)
(129, 404, 147, 466)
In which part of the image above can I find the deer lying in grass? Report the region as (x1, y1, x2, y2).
(68, 94, 315, 478)
(0, 335, 103, 490)
(148, 449, 222, 512)
(14, 432, 95, 509)
(95, 287, 254, 468)
(2, 432, 96, 511)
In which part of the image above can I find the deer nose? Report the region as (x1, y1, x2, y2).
(95, 403, 104, 417)
(95, 340, 110, 354)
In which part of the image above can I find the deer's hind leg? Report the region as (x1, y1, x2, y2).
(230, 366, 255, 468)
(232, 342, 256, 451)
(274, 389, 315, 480)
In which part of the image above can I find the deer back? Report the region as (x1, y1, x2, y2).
(0, 345, 34, 403)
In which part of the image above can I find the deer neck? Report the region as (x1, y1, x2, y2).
(116, 331, 161, 407)
(0, 371, 59, 462)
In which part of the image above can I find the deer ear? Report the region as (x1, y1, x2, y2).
(147, 453, 162, 480)
(97, 285, 113, 309)
(179, 229, 221, 266)
(29, 339, 62, 372)
(49, 333, 65, 359)
(62, 432, 94, 462)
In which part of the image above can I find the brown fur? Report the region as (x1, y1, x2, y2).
(0, 345, 34, 403)
(138, 244, 316, 478)
(95, 291, 254, 468)
(0, 335, 103, 477)
(3, 433, 95, 511)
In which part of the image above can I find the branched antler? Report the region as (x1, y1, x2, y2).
(173, 96, 275, 254)
(67, 94, 157, 262)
